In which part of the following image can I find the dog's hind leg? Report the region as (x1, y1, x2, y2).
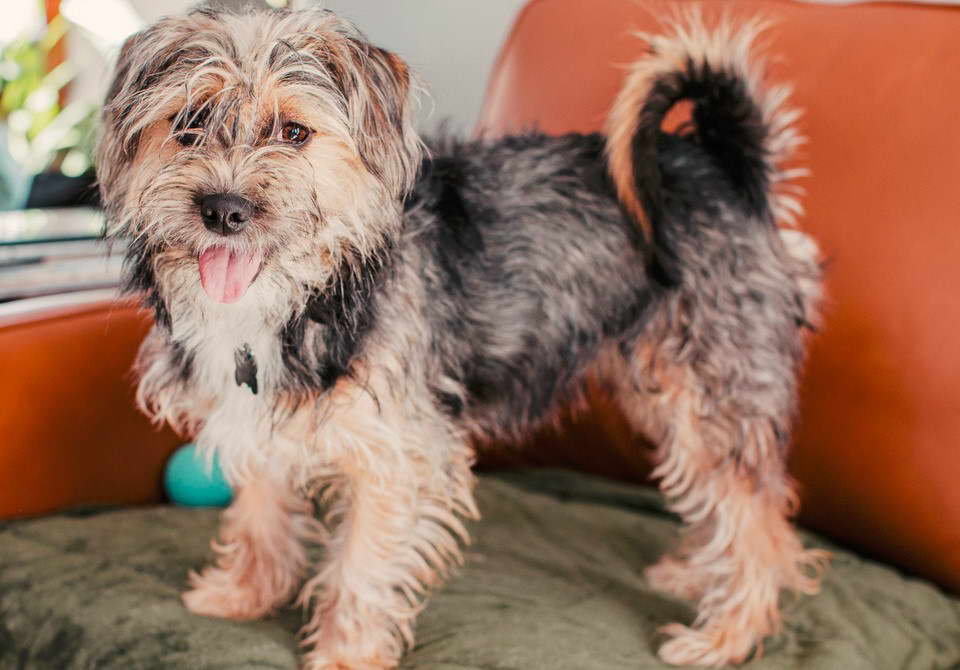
(617, 226, 829, 666)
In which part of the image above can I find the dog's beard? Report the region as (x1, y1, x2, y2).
(115, 139, 394, 318)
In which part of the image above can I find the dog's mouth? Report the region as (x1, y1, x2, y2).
(198, 245, 264, 304)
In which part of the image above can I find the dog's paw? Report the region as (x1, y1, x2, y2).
(645, 557, 708, 602)
(181, 568, 277, 621)
(657, 622, 757, 667)
(301, 650, 397, 670)
(300, 602, 404, 670)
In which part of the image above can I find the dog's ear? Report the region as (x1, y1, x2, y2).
(330, 39, 422, 199)
(101, 27, 153, 158)
(97, 12, 219, 211)
(103, 7, 229, 154)
(98, 18, 192, 191)
(97, 25, 158, 213)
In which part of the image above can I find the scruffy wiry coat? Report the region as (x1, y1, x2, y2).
(97, 6, 827, 669)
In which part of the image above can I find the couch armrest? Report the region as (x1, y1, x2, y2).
(0, 291, 181, 519)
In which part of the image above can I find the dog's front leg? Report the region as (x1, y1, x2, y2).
(298, 388, 477, 670)
(183, 472, 324, 620)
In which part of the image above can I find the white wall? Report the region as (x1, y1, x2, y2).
(64, 0, 198, 109)
(321, 1, 527, 134)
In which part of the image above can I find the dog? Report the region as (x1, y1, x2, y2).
(97, 4, 828, 668)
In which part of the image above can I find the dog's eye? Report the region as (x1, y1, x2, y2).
(171, 108, 208, 146)
(280, 122, 310, 145)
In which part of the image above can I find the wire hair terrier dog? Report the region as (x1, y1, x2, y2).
(98, 4, 828, 668)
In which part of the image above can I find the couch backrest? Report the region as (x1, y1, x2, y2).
(476, 0, 960, 591)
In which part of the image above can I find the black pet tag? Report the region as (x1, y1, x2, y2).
(234, 344, 259, 394)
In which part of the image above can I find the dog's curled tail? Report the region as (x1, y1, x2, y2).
(605, 10, 804, 244)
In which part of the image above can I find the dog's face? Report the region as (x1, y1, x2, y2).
(98, 7, 420, 308)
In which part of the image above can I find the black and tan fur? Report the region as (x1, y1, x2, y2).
(97, 5, 827, 668)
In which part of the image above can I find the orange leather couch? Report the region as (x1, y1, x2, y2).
(477, 0, 960, 592)
(0, 293, 181, 518)
(3, 0, 959, 595)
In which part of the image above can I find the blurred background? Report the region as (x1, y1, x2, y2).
(0, 0, 526, 302)
(4, 3, 960, 661)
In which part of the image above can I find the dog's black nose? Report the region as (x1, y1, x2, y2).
(199, 193, 254, 235)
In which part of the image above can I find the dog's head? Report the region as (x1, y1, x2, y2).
(98, 6, 421, 309)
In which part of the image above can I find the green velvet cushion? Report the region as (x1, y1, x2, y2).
(2, 470, 959, 669)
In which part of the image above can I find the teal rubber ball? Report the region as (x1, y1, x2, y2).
(164, 444, 233, 507)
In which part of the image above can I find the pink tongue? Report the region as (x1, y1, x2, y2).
(198, 246, 263, 304)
